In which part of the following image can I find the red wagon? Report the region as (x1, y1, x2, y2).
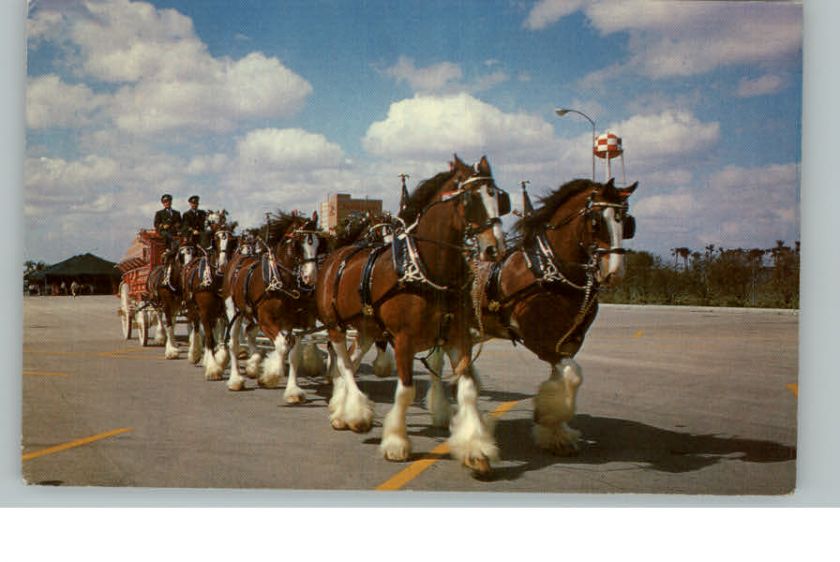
(116, 229, 167, 346)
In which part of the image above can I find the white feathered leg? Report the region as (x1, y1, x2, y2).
(214, 318, 230, 369)
(284, 337, 307, 404)
(423, 348, 451, 428)
(533, 358, 583, 454)
(372, 343, 395, 378)
(447, 348, 497, 476)
(203, 345, 224, 381)
(244, 323, 263, 379)
(225, 299, 247, 391)
(327, 345, 346, 417)
(258, 333, 285, 388)
(380, 380, 415, 461)
(153, 313, 166, 345)
(188, 323, 202, 365)
(164, 321, 179, 360)
(329, 337, 374, 433)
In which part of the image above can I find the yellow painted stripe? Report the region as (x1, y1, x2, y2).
(22, 427, 132, 462)
(786, 383, 798, 398)
(633, 330, 644, 338)
(23, 370, 68, 377)
(376, 400, 519, 491)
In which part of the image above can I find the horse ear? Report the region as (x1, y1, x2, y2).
(605, 177, 615, 189)
(477, 155, 491, 175)
(452, 153, 468, 168)
(617, 181, 638, 199)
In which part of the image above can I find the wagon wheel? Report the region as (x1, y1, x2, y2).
(137, 309, 149, 347)
(119, 282, 133, 340)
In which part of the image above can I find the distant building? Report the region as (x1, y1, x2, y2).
(319, 193, 383, 231)
(28, 253, 121, 295)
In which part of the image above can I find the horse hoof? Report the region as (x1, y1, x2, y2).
(533, 424, 581, 456)
(285, 393, 306, 405)
(348, 420, 373, 434)
(380, 438, 411, 462)
(331, 418, 348, 431)
(464, 456, 492, 479)
(227, 381, 245, 391)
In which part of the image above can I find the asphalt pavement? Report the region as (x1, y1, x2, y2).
(21, 296, 797, 495)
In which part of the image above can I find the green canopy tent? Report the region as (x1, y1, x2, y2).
(28, 253, 121, 295)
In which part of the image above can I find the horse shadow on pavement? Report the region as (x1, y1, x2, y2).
(489, 414, 796, 482)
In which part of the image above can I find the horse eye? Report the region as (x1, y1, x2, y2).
(486, 186, 495, 197)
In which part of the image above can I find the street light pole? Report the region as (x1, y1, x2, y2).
(555, 107, 596, 181)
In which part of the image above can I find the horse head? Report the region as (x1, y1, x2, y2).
(214, 227, 235, 268)
(587, 178, 638, 284)
(178, 244, 196, 266)
(271, 211, 323, 288)
(518, 177, 637, 286)
(448, 154, 510, 262)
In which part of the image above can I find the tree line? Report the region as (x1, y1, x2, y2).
(599, 240, 800, 308)
(23, 239, 801, 308)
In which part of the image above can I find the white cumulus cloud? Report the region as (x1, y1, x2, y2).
(524, 0, 586, 31)
(385, 56, 463, 93)
(236, 128, 345, 170)
(27, 74, 106, 129)
(525, 1, 801, 80)
(382, 56, 509, 94)
(608, 110, 720, 167)
(31, 0, 312, 134)
(362, 93, 556, 162)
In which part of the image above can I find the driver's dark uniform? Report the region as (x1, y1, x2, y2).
(154, 207, 182, 256)
(181, 207, 209, 250)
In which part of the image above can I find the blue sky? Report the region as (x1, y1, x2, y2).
(25, 0, 802, 263)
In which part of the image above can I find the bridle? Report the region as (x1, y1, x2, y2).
(531, 188, 635, 354)
(544, 190, 632, 258)
(402, 170, 509, 252)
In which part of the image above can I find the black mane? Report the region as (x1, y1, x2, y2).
(513, 178, 598, 244)
(264, 211, 305, 244)
(398, 170, 455, 224)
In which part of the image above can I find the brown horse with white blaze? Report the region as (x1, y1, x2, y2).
(465, 177, 638, 454)
(179, 222, 238, 380)
(315, 155, 509, 477)
(146, 244, 196, 359)
(222, 211, 327, 401)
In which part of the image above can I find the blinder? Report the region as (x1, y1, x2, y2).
(589, 203, 635, 241)
(497, 189, 511, 216)
(463, 190, 487, 225)
(623, 214, 636, 240)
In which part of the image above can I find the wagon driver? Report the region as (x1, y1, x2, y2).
(154, 193, 182, 262)
(181, 195, 210, 251)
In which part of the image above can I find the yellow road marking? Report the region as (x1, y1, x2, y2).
(633, 330, 644, 338)
(23, 370, 68, 377)
(786, 383, 798, 397)
(376, 400, 519, 491)
(22, 428, 132, 462)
